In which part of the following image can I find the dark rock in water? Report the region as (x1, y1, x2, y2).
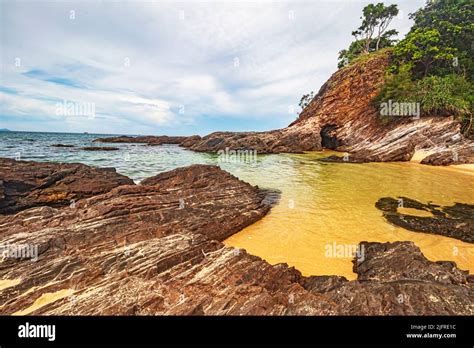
(51, 144, 75, 148)
(81, 146, 120, 151)
(0, 161, 471, 315)
(0, 158, 134, 214)
(375, 197, 474, 243)
(93, 135, 192, 146)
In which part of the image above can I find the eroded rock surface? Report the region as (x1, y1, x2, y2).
(376, 197, 474, 243)
(0, 158, 134, 214)
(0, 161, 471, 315)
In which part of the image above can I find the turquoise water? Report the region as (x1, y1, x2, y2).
(0, 131, 218, 183)
(0, 131, 300, 184)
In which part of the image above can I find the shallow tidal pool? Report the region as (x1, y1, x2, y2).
(223, 151, 474, 280)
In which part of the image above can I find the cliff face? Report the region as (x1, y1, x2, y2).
(183, 51, 473, 164)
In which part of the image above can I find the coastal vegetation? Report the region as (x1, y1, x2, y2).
(302, 1, 473, 136)
(377, 0, 473, 135)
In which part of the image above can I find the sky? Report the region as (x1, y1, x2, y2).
(0, 0, 425, 136)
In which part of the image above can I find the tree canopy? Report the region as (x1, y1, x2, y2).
(338, 3, 398, 68)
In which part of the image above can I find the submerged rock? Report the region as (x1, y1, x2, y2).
(0, 160, 471, 315)
(93, 135, 191, 146)
(81, 146, 120, 151)
(0, 158, 134, 214)
(51, 144, 75, 148)
(375, 197, 474, 243)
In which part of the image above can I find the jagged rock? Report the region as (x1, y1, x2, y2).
(0, 158, 134, 214)
(81, 146, 120, 151)
(0, 161, 471, 315)
(375, 197, 474, 243)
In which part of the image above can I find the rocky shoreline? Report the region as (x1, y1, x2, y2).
(0, 159, 472, 315)
(92, 51, 473, 165)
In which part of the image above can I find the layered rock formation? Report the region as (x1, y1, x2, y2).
(0, 158, 133, 214)
(182, 129, 321, 154)
(0, 160, 472, 315)
(179, 51, 473, 164)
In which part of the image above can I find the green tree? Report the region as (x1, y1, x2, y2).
(396, 0, 474, 78)
(393, 28, 456, 77)
(338, 3, 399, 68)
(352, 3, 399, 53)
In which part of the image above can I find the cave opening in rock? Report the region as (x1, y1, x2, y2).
(320, 124, 340, 149)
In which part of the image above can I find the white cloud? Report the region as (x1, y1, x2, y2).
(0, 0, 426, 134)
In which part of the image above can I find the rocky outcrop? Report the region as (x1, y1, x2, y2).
(319, 241, 473, 315)
(0, 160, 471, 315)
(0, 158, 134, 214)
(93, 135, 191, 145)
(420, 143, 474, 165)
(183, 129, 321, 154)
(181, 50, 473, 164)
(376, 197, 474, 243)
